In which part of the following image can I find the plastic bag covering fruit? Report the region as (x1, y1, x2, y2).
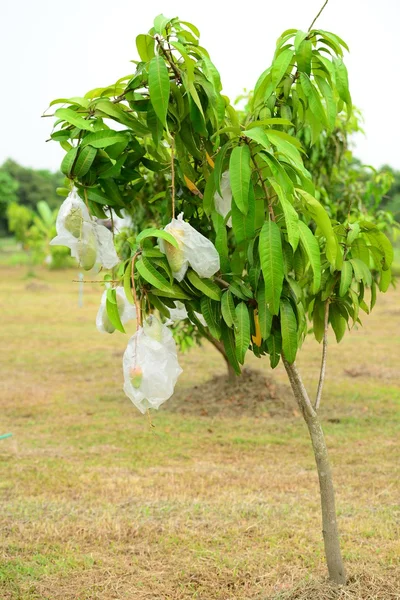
(159, 213, 220, 281)
(214, 171, 232, 227)
(123, 317, 182, 413)
(96, 287, 137, 334)
(169, 301, 207, 327)
(50, 188, 119, 270)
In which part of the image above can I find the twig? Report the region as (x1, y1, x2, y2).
(214, 277, 230, 289)
(308, 0, 329, 31)
(131, 252, 142, 328)
(315, 300, 330, 410)
(72, 279, 121, 283)
(250, 152, 275, 221)
(170, 137, 176, 219)
(109, 208, 115, 242)
(155, 36, 181, 83)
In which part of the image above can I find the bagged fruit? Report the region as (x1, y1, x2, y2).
(159, 213, 220, 282)
(50, 188, 119, 270)
(123, 316, 182, 413)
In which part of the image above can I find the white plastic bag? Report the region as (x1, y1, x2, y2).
(169, 301, 207, 327)
(123, 316, 182, 413)
(50, 188, 119, 270)
(214, 171, 232, 227)
(96, 287, 136, 334)
(159, 213, 220, 281)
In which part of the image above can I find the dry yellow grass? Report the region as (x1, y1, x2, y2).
(0, 266, 399, 599)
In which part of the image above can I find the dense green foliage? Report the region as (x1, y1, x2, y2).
(0, 159, 63, 235)
(48, 15, 394, 371)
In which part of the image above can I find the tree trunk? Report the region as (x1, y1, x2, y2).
(208, 338, 237, 382)
(283, 358, 346, 585)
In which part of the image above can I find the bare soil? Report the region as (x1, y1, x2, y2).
(168, 367, 297, 417)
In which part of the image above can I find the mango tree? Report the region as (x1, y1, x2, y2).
(46, 9, 394, 586)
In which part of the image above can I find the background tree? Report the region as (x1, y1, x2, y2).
(47, 7, 394, 586)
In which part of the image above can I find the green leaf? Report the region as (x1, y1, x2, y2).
(123, 262, 135, 306)
(186, 270, 222, 301)
(379, 268, 391, 293)
(80, 130, 129, 149)
(95, 101, 149, 135)
(136, 256, 173, 292)
(257, 287, 272, 340)
(73, 145, 97, 177)
(349, 258, 372, 286)
(314, 76, 336, 132)
(200, 296, 221, 340)
(339, 261, 353, 297)
(151, 285, 192, 300)
(136, 34, 155, 61)
(296, 189, 339, 267)
(106, 289, 125, 333)
(364, 229, 393, 270)
(229, 145, 251, 215)
(270, 181, 299, 251)
(203, 173, 216, 218)
(231, 182, 255, 244)
(266, 331, 282, 368)
(280, 299, 298, 363)
(55, 108, 93, 131)
(294, 31, 308, 53)
(370, 279, 377, 311)
(296, 39, 312, 74)
(333, 57, 351, 111)
(136, 228, 179, 249)
(211, 212, 230, 273)
(148, 56, 171, 127)
(272, 48, 295, 86)
(147, 293, 171, 319)
(235, 302, 251, 364)
(259, 220, 284, 316)
(153, 14, 171, 35)
(221, 290, 237, 328)
(298, 221, 321, 294)
(221, 323, 241, 375)
(329, 304, 347, 342)
(60, 147, 78, 177)
(299, 73, 327, 127)
(243, 127, 272, 151)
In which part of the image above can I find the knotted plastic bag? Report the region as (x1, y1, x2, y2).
(214, 171, 232, 227)
(96, 287, 136, 334)
(123, 316, 182, 413)
(169, 301, 207, 327)
(159, 213, 220, 281)
(50, 188, 119, 270)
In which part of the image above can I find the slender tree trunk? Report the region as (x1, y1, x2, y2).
(209, 338, 237, 382)
(283, 358, 346, 585)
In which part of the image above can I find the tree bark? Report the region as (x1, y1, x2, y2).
(283, 358, 346, 585)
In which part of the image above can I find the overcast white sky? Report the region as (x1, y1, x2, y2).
(2, 0, 399, 172)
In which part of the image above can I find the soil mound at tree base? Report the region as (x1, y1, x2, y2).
(167, 368, 296, 418)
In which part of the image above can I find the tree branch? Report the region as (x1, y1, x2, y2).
(155, 37, 182, 83)
(131, 251, 142, 328)
(249, 151, 275, 221)
(315, 300, 330, 410)
(282, 356, 316, 419)
(170, 137, 176, 219)
(308, 0, 329, 32)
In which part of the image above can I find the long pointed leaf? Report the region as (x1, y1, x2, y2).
(259, 220, 284, 315)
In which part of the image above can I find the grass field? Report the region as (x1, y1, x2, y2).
(0, 265, 399, 599)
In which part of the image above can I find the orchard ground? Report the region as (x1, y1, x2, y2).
(0, 262, 399, 600)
